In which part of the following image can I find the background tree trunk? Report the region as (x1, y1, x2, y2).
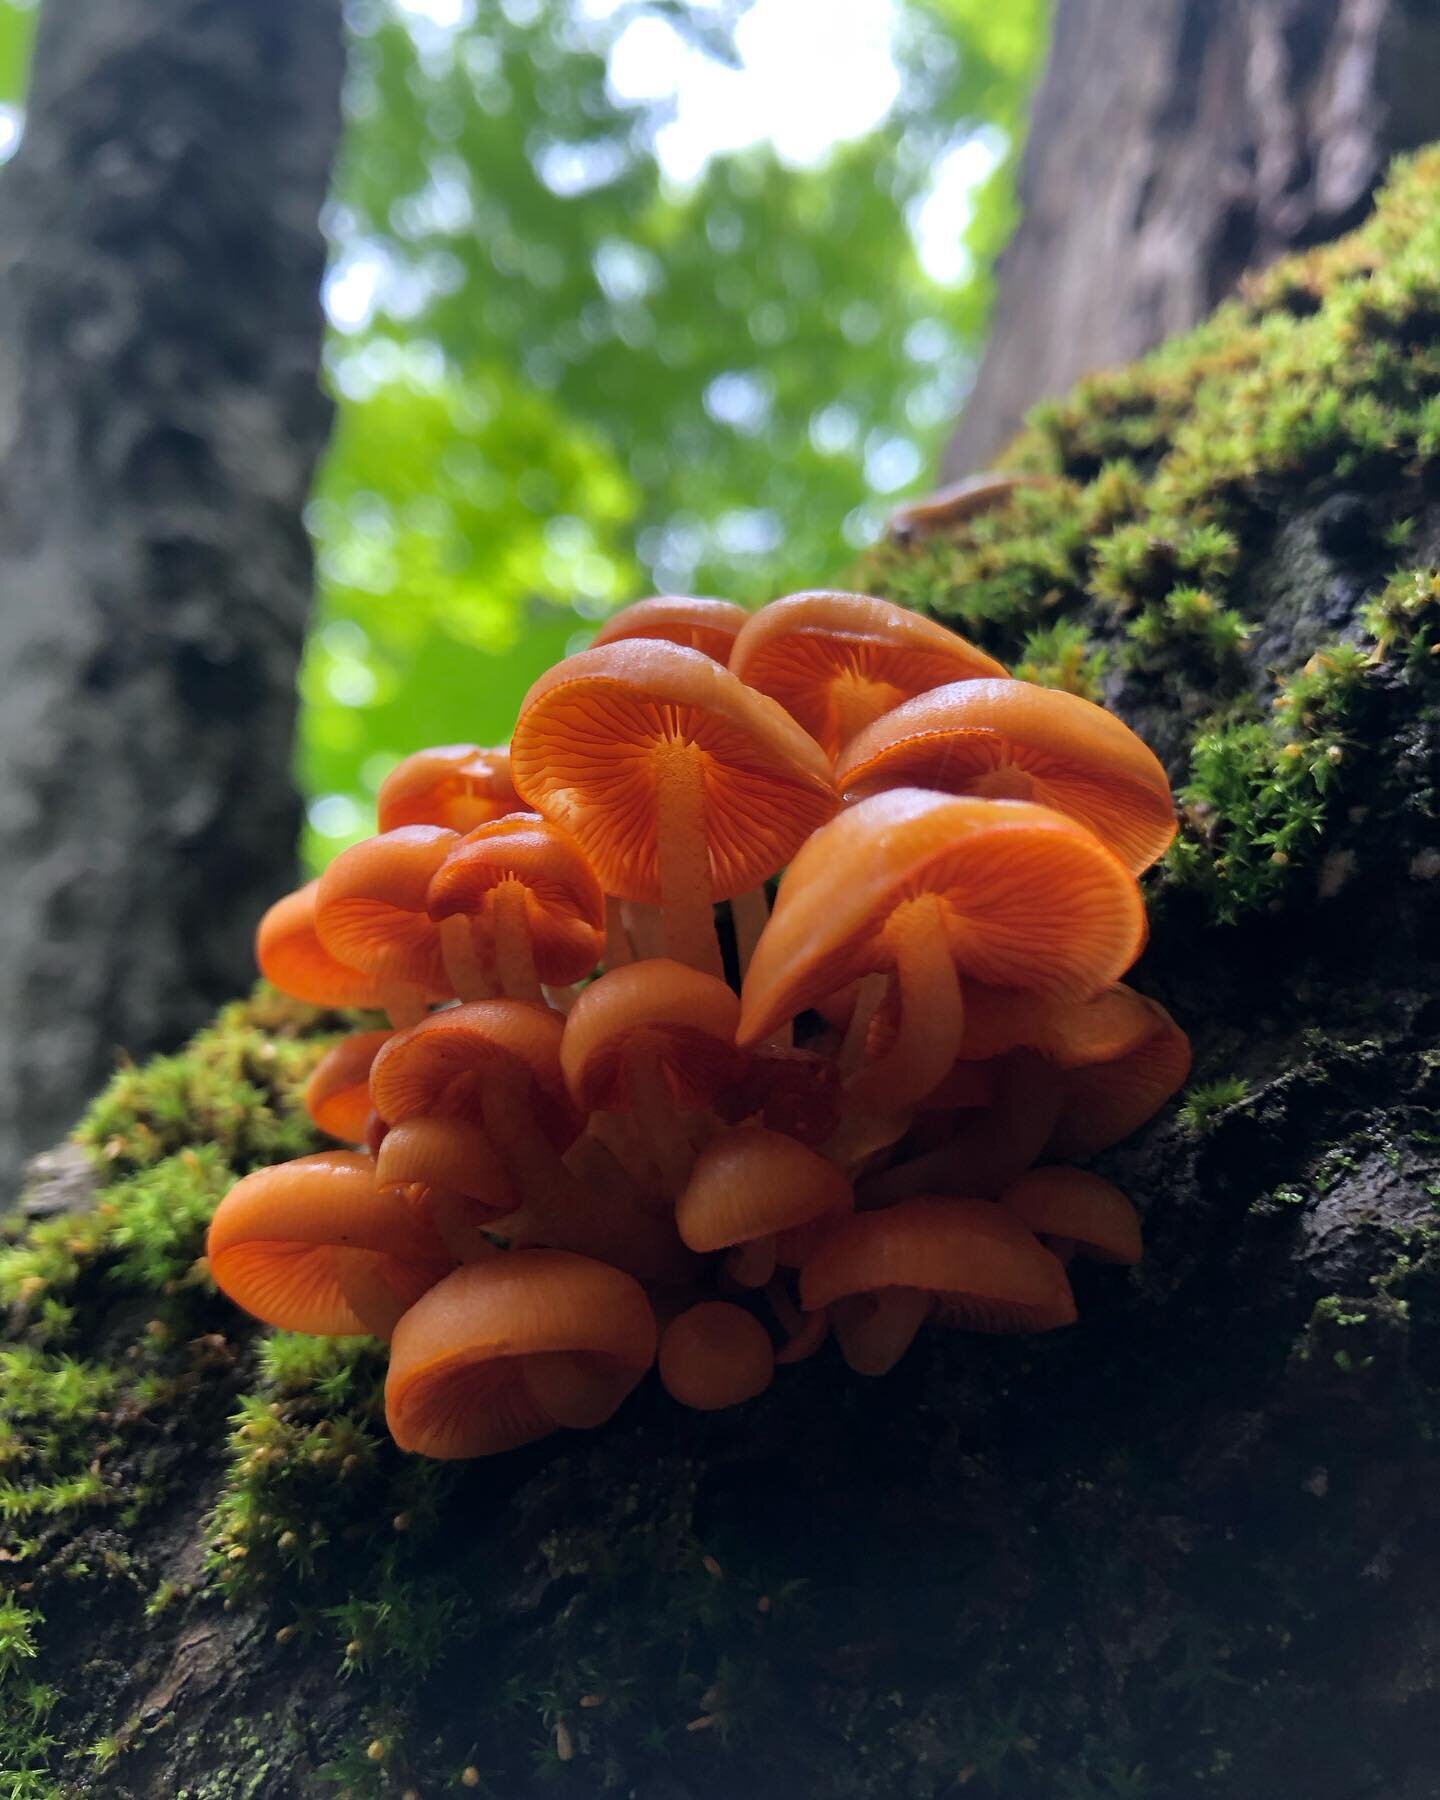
(945, 0, 1440, 477)
(0, 0, 344, 1187)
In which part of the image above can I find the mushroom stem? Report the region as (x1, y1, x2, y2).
(628, 1046, 699, 1197)
(378, 984, 429, 1031)
(847, 897, 964, 1114)
(836, 972, 888, 1079)
(830, 1288, 933, 1376)
(655, 743, 724, 980)
(730, 886, 770, 981)
(604, 897, 634, 970)
(967, 765, 1037, 802)
(522, 1351, 636, 1429)
(542, 982, 579, 1015)
(725, 1236, 777, 1289)
(423, 1187, 503, 1264)
(332, 1249, 408, 1339)
(620, 900, 665, 960)
(492, 879, 543, 1002)
(439, 916, 494, 1002)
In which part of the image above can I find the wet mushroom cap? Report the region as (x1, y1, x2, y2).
(385, 1250, 657, 1458)
(1001, 1166, 1143, 1264)
(1047, 994, 1192, 1158)
(590, 595, 750, 665)
(207, 1151, 452, 1336)
(369, 1000, 575, 1142)
(377, 745, 520, 834)
(738, 789, 1148, 1048)
(954, 981, 1160, 1069)
(729, 590, 1008, 761)
(315, 826, 460, 993)
(836, 678, 1176, 873)
(799, 1197, 1076, 1332)
(374, 1116, 517, 1216)
(658, 1301, 775, 1410)
(676, 1125, 852, 1253)
(510, 639, 837, 903)
(305, 1029, 394, 1143)
(255, 882, 388, 1010)
(561, 959, 744, 1112)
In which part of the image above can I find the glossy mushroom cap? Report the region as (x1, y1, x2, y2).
(1047, 994, 1192, 1158)
(658, 1301, 775, 1410)
(590, 595, 750, 665)
(427, 813, 604, 986)
(374, 1116, 517, 1216)
(305, 1029, 393, 1143)
(369, 1000, 574, 1139)
(729, 591, 1008, 761)
(256, 882, 387, 1010)
(1001, 1167, 1143, 1264)
(377, 745, 519, 834)
(315, 826, 460, 992)
(385, 1250, 657, 1457)
(836, 678, 1177, 873)
(801, 1196, 1077, 1340)
(561, 960, 743, 1112)
(676, 1125, 851, 1254)
(738, 789, 1148, 1049)
(955, 981, 1160, 1069)
(510, 639, 837, 903)
(207, 1151, 452, 1337)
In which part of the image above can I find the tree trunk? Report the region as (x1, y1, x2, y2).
(944, 0, 1440, 477)
(3, 149, 1439, 1798)
(0, 0, 344, 1186)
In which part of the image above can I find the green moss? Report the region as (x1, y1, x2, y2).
(1177, 1076, 1251, 1130)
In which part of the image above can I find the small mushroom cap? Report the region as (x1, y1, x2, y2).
(561, 960, 743, 1112)
(207, 1151, 452, 1336)
(511, 640, 837, 903)
(836, 679, 1176, 873)
(369, 1000, 577, 1144)
(315, 826, 460, 992)
(374, 1116, 517, 1216)
(377, 745, 519, 834)
(426, 813, 605, 985)
(591, 595, 750, 665)
(675, 1125, 852, 1253)
(385, 1250, 657, 1457)
(729, 591, 1008, 761)
(658, 1301, 775, 1410)
(1001, 1167, 1142, 1264)
(306, 1029, 394, 1143)
(955, 981, 1160, 1069)
(738, 789, 1147, 1049)
(800, 1197, 1076, 1332)
(1047, 995, 1192, 1158)
(256, 882, 388, 1010)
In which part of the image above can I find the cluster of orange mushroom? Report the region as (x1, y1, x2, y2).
(210, 591, 1190, 1458)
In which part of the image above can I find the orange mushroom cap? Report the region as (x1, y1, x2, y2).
(385, 1251, 657, 1457)
(315, 826, 459, 994)
(255, 882, 388, 1010)
(426, 813, 604, 986)
(207, 1151, 452, 1337)
(675, 1125, 851, 1254)
(738, 790, 1148, 1049)
(305, 1029, 393, 1143)
(561, 960, 743, 1112)
(836, 678, 1176, 873)
(369, 1000, 577, 1146)
(510, 639, 837, 903)
(591, 595, 750, 665)
(376, 744, 519, 834)
(800, 1197, 1076, 1334)
(374, 1116, 517, 1216)
(658, 1301, 775, 1411)
(951, 981, 1160, 1069)
(728, 591, 1008, 762)
(1000, 1166, 1143, 1264)
(1047, 994, 1192, 1158)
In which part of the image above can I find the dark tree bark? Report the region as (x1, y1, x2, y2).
(945, 0, 1440, 477)
(0, 0, 344, 1185)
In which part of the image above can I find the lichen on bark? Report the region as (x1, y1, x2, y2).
(2, 152, 1440, 1800)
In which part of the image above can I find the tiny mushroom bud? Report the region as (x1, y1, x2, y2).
(659, 1303, 775, 1411)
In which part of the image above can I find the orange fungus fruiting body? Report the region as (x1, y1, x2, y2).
(216, 588, 1188, 1454)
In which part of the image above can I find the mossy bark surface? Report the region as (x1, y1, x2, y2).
(3, 154, 1440, 1800)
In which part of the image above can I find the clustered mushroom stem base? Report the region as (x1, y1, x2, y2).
(837, 972, 889, 1079)
(492, 879, 543, 1002)
(830, 1288, 934, 1377)
(629, 1048, 698, 1197)
(847, 897, 965, 1114)
(655, 743, 724, 980)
